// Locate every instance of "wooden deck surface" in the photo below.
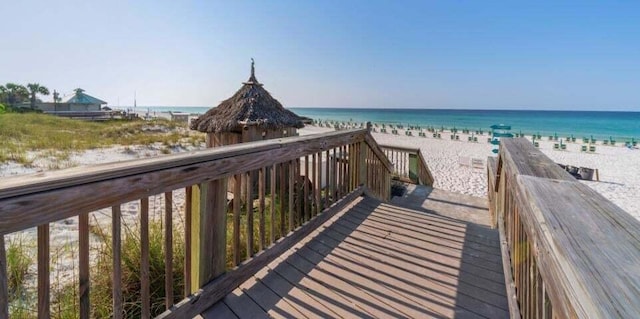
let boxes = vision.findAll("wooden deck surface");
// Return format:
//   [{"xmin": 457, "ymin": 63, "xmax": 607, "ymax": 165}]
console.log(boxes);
[{"xmin": 200, "ymin": 190, "xmax": 508, "ymax": 319}]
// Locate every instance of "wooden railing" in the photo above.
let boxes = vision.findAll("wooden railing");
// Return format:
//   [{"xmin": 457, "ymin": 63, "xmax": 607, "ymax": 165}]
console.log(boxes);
[
  {"xmin": 489, "ymin": 138, "xmax": 640, "ymax": 319},
  {"xmin": 379, "ymin": 144, "xmax": 434, "ymax": 186},
  {"xmin": 0, "ymin": 129, "xmax": 392, "ymax": 318}
]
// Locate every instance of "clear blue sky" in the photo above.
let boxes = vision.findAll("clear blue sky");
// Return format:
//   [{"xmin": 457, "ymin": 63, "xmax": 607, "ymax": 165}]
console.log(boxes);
[{"xmin": 2, "ymin": 0, "xmax": 639, "ymax": 110}]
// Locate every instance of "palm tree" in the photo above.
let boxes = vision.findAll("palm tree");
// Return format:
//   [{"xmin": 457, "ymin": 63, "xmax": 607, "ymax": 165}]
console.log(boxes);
[
  {"xmin": 27, "ymin": 83, "xmax": 50, "ymax": 109},
  {"xmin": 4, "ymin": 83, "xmax": 29, "ymax": 107},
  {"xmin": 0, "ymin": 85, "xmax": 7, "ymax": 104}
]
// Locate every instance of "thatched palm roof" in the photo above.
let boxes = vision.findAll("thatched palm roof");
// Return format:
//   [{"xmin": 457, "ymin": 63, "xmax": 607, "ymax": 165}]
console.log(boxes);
[{"xmin": 191, "ymin": 61, "xmax": 304, "ymax": 133}]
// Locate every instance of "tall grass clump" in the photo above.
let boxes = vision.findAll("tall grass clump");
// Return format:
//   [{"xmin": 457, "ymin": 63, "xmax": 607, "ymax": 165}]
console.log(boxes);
[
  {"xmin": 89, "ymin": 218, "xmax": 185, "ymax": 318},
  {"xmin": 6, "ymin": 236, "xmax": 35, "ymax": 318}
]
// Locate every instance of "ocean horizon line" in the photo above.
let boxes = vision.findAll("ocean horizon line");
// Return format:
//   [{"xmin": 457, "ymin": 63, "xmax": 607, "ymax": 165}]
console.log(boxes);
[{"xmin": 120, "ymin": 105, "xmax": 640, "ymax": 113}]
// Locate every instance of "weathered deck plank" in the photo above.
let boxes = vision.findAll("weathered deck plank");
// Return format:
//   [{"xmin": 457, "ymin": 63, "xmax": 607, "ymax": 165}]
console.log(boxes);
[{"xmin": 202, "ymin": 193, "xmax": 508, "ymax": 319}]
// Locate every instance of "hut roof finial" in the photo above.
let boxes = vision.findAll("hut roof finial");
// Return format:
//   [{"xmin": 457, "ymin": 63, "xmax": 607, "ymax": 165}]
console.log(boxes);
[
  {"xmin": 244, "ymin": 58, "xmax": 262, "ymax": 86},
  {"xmin": 251, "ymin": 58, "xmax": 255, "ymax": 78}
]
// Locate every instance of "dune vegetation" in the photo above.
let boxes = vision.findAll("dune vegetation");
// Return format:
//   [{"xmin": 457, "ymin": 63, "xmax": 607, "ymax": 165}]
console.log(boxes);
[{"xmin": 0, "ymin": 113, "xmax": 205, "ymax": 165}]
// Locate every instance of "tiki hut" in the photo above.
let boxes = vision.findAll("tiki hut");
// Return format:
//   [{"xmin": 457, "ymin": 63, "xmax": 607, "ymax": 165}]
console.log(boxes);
[{"xmin": 190, "ymin": 60, "xmax": 305, "ymax": 147}]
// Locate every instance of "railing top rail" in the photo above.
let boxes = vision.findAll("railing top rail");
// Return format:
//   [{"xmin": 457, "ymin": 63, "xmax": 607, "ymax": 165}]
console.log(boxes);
[
  {"xmin": 516, "ymin": 175, "xmax": 640, "ymax": 318},
  {"xmin": 0, "ymin": 129, "xmax": 376, "ymax": 235},
  {"xmin": 0, "ymin": 129, "xmax": 368, "ymax": 200},
  {"xmin": 497, "ymin": 138, "xmax": 574, "ymax": 182},
  {"xmin": 378, "ymin": 144, "xmax": 420, "ymax": 153},
  {"xmin": 497, "ymin": 137, "xmax": 640, "ymax": 318}
]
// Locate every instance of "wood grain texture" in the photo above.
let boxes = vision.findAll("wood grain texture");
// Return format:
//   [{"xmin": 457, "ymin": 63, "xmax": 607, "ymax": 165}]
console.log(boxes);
[
  {"xmin": 496, "ymin": 138, "xmax": 573, "ymax": 188},
  {"xmin": 140, "ymin": 198, "xmax": 150, "ymax": 319},
  {"xmin": 184, "ymin": 186, "xmax": 192, "ymax": 296},
  {"xmin": 270, "ymin": 165, "xmax": 276, "ymax": 245},
  {"xmin": 288, "ymin": 161, "xmax": 294, "ymax": 233},
  {"xmin": 157, "ymin": 187, "xmax": 365, "ymax": 319},
  {"xmin": 233, "ymin": 175, "xmax": 241, "ymax": 266},
  {"xmin": 78, "ymin": 213, "xmax": 90, "ymax": 319},
  {"xmin": 0, "ymin": 236, "xmax": 7, "ymax": 319},
  {"xmin": 515, "ymin": 176, "xmax": 640, "ymax": 319},
  {"xmin": 112, "ymin": 206, "xmax": 122, "ymax": 319},
  {"xmin": 165, "ymin": 192, "xmax": 174, "ymax": 310},
  {"xmin": 202, "ymin": 194, "xmax": 509, "ymax": 319},
  {"xmin": 0, "ymin": 129, "xmax": 368, "ymax": 200},
  {"xmin": 0, "ymin": 130, "xmax": 368, "ymax": 235},
  {"xmin": 246, "ymin": 172, "xmax": 254, "ymax": 259},
  {"xmin": 259, "ymin": 167, "xmax": 266, "ymax": 251},
  {"xmin": 37, "ymin": 224, "xmax": 50, "ymax": 319},
  {"xmin": 489, "ymin": 139, "xmax": 640, "ymax": 319}
]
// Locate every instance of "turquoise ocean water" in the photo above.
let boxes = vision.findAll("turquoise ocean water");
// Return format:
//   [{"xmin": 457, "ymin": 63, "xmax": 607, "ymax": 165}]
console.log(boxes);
[{"xmin": 137, "ymin": 106, "xmax": 640, "ymax": 141}]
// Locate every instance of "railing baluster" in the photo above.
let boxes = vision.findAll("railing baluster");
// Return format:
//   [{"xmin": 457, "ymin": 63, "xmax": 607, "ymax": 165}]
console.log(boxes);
[
  {"xmin": 246, "ymin": 172, "xmax": 254, "ymax": 259},
  {"xmin": 304, "ymin": 155, "xmax": 310, "ymax": 222},
  {"xmin": 325, "ymin": 150, "xmax": 330, "ymax": 205},
  {"xmin": 279, "ymin": 162, "xmax": 285, "ymax": 238},
  {"xmin": 112, "ymin": 205, "xmax": 122, "ymax": 319},
  {"xmin": 289, "ymin": 160, "xmax": 295, "ymax": 232},
  {"xmin": 164, "ymin": 192, "xmax": 173, "ymax": 309},
  {"xmin": 316, "ymin": 152, "xmax": 322, "ymax": 215},
  {"xmin": 140, "ymin": 197, "xmax": 150, "ymax": 318},
  {"xmin": 270, "ymin": 164, "xmax": 276, "ymax": 244},
  {"xmin": 38, "ymin": 224, "xmax": 50, "ymax": 319},
  {"xmin": 334, "ymin": 147, "xmax": 339, "ymax": 200},
  {"xmin": 311, "ymin": 153, "xmax": 317, "ymax": 216},
  {"xmin": 79, "ymin": 213, "xmax": 90, "ymax": 319},
  {"xmin": 0, "ymin": 235, "xmax": 7, "ymax": 319},
  {"xmin": 184, "ymin": 186, "xmax": 192, "ymax": 296},
  {"xmin": 259, "ymin": 167, "xmax": 266, "ymax": 251},
  {"xmin": 295, "ymin": 158, "xmax": 302, "ymax": 226},
  {"xmin": 233, "ymin": 175, "xmax": 241, "ymax": 265}
]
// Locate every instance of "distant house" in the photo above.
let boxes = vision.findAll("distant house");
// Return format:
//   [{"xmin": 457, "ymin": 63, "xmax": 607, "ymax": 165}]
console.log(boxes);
[{"xmin": 37, "ymin": 88, "xmax": 107, "ymax": 112}]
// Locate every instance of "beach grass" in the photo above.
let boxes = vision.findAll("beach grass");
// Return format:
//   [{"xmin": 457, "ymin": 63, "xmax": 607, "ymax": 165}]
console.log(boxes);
[{"xmin": 0, "ymin": 113, "xmax": 205, "ymax": 164}]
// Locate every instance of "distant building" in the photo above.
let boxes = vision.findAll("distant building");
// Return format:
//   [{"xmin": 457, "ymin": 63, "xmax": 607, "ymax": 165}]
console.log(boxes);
[{"xmin": 37, "ymin": 88, "xmax": 107, "ymax": 112}]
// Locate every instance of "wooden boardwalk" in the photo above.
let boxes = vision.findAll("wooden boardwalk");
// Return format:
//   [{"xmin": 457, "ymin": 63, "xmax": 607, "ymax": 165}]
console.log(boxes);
[{"xmin": 200, "ymin": 191, "xmax": 508, "ymax": 319}]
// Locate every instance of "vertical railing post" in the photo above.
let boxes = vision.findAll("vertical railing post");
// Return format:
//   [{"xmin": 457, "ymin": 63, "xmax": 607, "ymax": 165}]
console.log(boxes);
[
  {"xmin": 0, "ymin": 235, "xmax": 8, "ymax": 319},
  {"xmin": 190, "ymin": 179, "xmax": 227, "ymax": 290},
  {"xmin": 190, "ymin": 134, "xmax": 228, "ymax": 291},
  {"xmin": 360, "ymin": 123, "xmax": 371, "ymax": 188}
]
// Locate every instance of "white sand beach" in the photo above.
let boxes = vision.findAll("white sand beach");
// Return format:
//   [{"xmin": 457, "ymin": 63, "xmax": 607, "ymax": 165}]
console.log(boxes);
[{"xmin": 301, "ymin": 125, "xmax": 640, "ymax": 220}]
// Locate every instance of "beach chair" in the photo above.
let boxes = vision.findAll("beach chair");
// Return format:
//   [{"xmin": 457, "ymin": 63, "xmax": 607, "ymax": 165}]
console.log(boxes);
[
  {"xmin": 610, "ymin": 139, "xmax": 616, "ymax": 146},
  {"xmin": 467, "ymin": 136, "xmax": 473, "ymax": 142},
  {"xmin": 450, "ymin": 134, "xmax": 455, "ymax": 140},
  {"xmin": 589, "ymin": 145, "xmax": 596, "ymax": 152},
  {"xmin": 582, "ymin": 137, "xmax": 589, "ymax": 143},
  {"xmin": 581, "ymin": 145, "xmax": 587, "ymax": 152},
  {"xmin": 455, "ymin": 135, "xmax": 459, "ymax": 140},
  {"xmin": 534, "ymin": 141, "xmax": 539, "ymax": 148},
  {"xmin": 473, "ymin": 137, "xmax": 478, "ymax": 142},
  {"xmin": 548, "ymin": 136, "xmax": 553, "ymax": 141},
  {"xmin": 437, "ymin": 133, "xmax": 441, "ymax": 138},
  {"xmin": 603, "ymin": 140, "xmax": 609, "ymax": 145},
  {"xmin": 561, "ymin": 144, "xmax": 567, "ymax": 150},
  {"xmin": 553, "ymin": 143, "xmax": 560, "ymax": 150}
]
